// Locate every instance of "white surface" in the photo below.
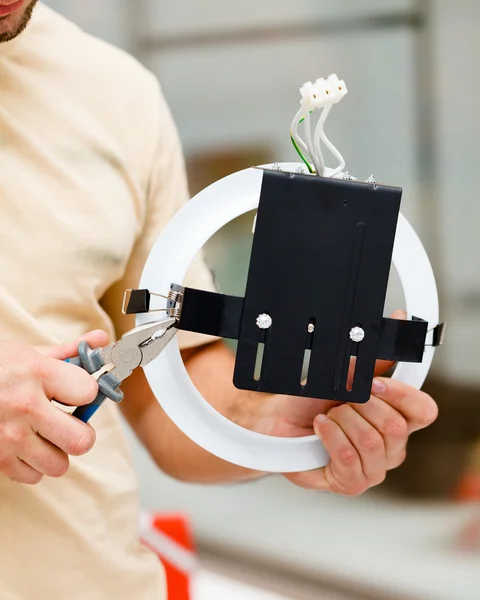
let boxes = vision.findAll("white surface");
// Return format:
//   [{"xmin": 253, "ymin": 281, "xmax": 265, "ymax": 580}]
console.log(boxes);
[
  {"xmin": 140, "ymin": 0, "xmax": 414, "ymax": 37},
  {"xmin": 42, "ymin": 0, "xmax": 130, "ymax": 48},
  {"xmin": 146, "ymin": 29, "xmax": 421, "ymax": 230},
  {"xmin": 194, "ymin": 571, "xmax": 292, "ymax": 600},
  {"xmin": 138, "ymin": 163, "xmax": 439, "ymax": 473},
  {"xmin": 123, "ymin": 425, "xmax": 480, "ymax": 600},
  {"xmin": 429, "ymin": 0, "xmax": 480, "ymax": 384}
]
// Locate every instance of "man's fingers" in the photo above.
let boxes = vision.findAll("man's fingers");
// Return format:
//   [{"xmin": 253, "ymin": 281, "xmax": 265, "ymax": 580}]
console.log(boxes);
[
  {"xmin": 36, "ymin": 330, "xmax": 109, "ymax": 360},
  {"xmin": 390, "ymin": 309, "xmax": 406, "ymax": 320},
  {"xmin": 351, "ymin": 396, "xmax": 408, "ymax": 470},
  {"xmin": 17, "ymin": 433, "xmax": 70, "ymax": 478},
  {"xmin": 326, "ymin": 404, "xmax": 387, "ymax": 482},
  {"xmin": 371, "ymin": 378, "xmax": 438, "ymax": 433},
  {"xmin": 289, "ymin": 414, "xmax": 374, "ymax": 495},
  {"xmin": 34, "ymin": 402, "xmax": 96, "ymax": 456},
  {"xmin": 284, "ymin": 467, "xmax": 330, "ymax": 491},
  {"xmin": 40, "ymin": 356, "xmax": 98, "ymax": 407},
  {"xmin": 2, "ymin": 458, "xmax": 43, "ymax": 485},
  {"xmin": 311, "ymin": 415, "xmax": 365, "ymax": 494}
]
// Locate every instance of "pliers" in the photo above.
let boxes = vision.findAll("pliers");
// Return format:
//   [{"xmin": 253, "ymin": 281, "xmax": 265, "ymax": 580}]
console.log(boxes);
[{"xmin": 66, "ymin": 317, "xmax": 178, "ymax": 423}]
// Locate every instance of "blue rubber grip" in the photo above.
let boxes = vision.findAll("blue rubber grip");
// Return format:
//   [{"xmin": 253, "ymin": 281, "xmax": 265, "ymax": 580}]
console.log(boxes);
[
  {"xmin": 72, "ymin": 401, "xmax": 104, "ymax": 423},
  {"xmin": 64, "ymin": 357, "xmax": 82, "ymax": 367},
  {"xmin": 63, "ymin": 351, "xmax": 122, "ymax": 423},
  {"xmin": 64, "ymin": 357, "xmax": 103, "ymax": 423}
]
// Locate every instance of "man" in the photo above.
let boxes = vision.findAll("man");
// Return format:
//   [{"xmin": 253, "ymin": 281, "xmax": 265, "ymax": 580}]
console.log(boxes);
[{"xmin": 0, "ymin": 2, "xmax": 438, "ymax": 598}]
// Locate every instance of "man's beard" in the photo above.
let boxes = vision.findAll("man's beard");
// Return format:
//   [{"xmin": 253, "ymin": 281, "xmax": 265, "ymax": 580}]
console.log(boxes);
[{"xmin": 0, "ymin": 0, "xmax": 38, "ymax": 43}]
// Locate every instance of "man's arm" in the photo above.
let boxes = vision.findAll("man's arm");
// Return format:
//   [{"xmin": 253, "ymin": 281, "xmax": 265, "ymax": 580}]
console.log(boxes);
[
  {"xmin": 120, "ymin": 335, "xmax": 439, "ymax": 495},
  {"xmin": 120, "ymin": 340, "xmax": 266, "ymax": 484}
]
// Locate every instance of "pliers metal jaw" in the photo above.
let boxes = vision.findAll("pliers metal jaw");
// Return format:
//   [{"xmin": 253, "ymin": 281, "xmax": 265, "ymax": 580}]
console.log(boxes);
[{"xmin": 69, "ymin": 318, "xmax": 178, "ymax": 423}]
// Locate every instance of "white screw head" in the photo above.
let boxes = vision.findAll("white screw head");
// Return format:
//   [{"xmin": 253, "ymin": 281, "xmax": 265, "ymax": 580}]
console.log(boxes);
[
  {"xmin": 256, "ymin": 314, "xmax": 272, "ymax": 330},
  {"xmin": 308, "ymin": 324, "xmax": 315, "ymax": 334},
  {"xmin": 350, "ymin": 326, "xmax": 365, "ymax": 343}
]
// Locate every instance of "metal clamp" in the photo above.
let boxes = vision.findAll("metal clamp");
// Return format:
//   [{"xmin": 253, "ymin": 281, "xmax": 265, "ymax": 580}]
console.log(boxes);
[{"xmin": 122, "ymin": 288, "xmax": 183, "ymax": 319}]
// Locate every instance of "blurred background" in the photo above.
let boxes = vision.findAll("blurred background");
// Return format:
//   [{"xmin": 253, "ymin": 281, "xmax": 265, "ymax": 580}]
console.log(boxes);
[{"xmin": 44, "ymin": 1, "xmax": 480, "ymax": 598}]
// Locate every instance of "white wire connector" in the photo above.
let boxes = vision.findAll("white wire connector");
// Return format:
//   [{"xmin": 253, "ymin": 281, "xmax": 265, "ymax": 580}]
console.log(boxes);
[
  {"xmin": 299, "ymin": 74, "xmax": 347, "ymax": 111},
  {"xmin": 293, "ymin": 73, "xmax": 348, "ymax": 176},
  {"xmin": 320, "ymin": 74, "xmax": 348, "ymax": 105},
  {"xmin": 299, "ymin": 81, "xmax": 318, "ymax": 111}
]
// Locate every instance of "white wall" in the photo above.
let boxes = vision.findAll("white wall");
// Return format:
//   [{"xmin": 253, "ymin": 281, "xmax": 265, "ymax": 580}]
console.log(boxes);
[
  {"xmin": 429, "ymin": 0, "xmax": 480, "ymax": 384},
  {"xmin": 140, "ymin": 0, "xmax": 414, "ymax": 35},
  {"xmin": 141, "ymin": 1, "xmax": 422, "ymax": 229},
  {"xmin": 41, "ymin": 0, "xmax": 131, "ymax": 49}
]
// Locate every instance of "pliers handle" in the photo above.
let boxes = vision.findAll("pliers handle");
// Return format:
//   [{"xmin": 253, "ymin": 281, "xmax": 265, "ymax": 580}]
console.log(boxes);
[
  {"xmin": 63, "ymin": 318, "xmax": 178, "ymax": 423},
  {"xmin": 65, "ymin": 342, "xmax": 123, "ymax": 423}
]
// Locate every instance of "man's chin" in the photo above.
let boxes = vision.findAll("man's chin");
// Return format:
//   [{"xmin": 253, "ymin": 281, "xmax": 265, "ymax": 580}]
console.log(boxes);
[{"xmin": 0, "ymin": 0, "xmax": 37, "ymax": 44}]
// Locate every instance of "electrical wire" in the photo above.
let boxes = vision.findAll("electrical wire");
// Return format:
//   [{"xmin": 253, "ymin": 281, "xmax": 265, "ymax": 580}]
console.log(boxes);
[
  {"xmin": 312, "ymin": 103, "xmax": 347, "ymax": 177},
  {"xmin": 291, "ymin": 107, "xmax": 308, "ymax": 155},
  {"xmin": 290, "ymin": 134, "xmax": 315, "ymax": 173},
  {"xmin": 319, "ymin": 120, "xmax": 345, "ymax": 177},
  {"xmin": 313, "ymin": 105, "xmax": 330, "ymax": 177},
  {"xmin": 289, "ymin": 75, "xmax": 352, "ymax": 178},
  {"xmin": 290, "ymin": 89, "xmax": 346, "ymax": 178},
  {"xmin": 290, "ymin": 107, "xmax": 315, "ymax": 173},
  {"xmin": 304, "ymin": 111, "xmax": 324, "ymax": 176}
]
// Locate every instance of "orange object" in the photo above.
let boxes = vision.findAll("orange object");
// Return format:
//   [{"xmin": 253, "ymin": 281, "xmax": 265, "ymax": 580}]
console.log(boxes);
[
  {"xmin": 141, "ymin": 513, "xmax": 196, "ymax": 600},
  {"xmin": 452, "ymin": 442, "xmax": 480, "ymax": 552},
  {"xmin": 454, "ymin": 442, "xmax": 480, "ymax": 502},
  {"xmin": 454, "ymin": 473, "xmax": 480, "ymax": 502}
]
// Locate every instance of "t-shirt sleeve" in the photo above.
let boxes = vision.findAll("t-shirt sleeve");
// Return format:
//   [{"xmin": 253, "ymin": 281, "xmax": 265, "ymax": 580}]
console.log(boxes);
[{"xmin": 101, "ymin": 78, "xmax": 217, "ymax": 350}]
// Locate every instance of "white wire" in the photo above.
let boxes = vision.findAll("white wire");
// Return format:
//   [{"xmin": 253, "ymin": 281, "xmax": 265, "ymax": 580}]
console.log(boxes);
[
  {"xmin": 291, "ymin": 106, "xmax": 309, "ymax": 155},
  {"xmin": 313, "ymin": 105, "xmax": 330, "ymax": 176},
  {"xmin": 310, "ymin": 102, "xmax": 346, "ymax": 178},
  {"xmin": 304, "ymin": 111, "xmax": 323, "ymax": 176},
  {"xmin": 320, "ymin": 125, "xmax": 346, "ymax": 177},
  {"xmin": 291, "ymin": 98, "xmax": 346, "ymax": 177}
]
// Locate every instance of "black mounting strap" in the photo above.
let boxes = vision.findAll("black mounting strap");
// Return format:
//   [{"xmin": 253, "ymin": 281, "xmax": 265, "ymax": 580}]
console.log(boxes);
[
  {"xmin": 123, "ymin": 289, "xmax": 152, "ymax": 314},
  {"xmin": 170, "ymin": 288, "xmax": 442, "ymax": 362},
  {"xmin": 124, "ymin": 284, "xmax": 442, "ymax": 368}
]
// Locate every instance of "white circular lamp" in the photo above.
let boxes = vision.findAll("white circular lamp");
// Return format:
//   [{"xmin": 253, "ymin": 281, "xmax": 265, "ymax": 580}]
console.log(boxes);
[{"xmin": 137, "ymin": 163, "xmax": 439, "ymax": 473}]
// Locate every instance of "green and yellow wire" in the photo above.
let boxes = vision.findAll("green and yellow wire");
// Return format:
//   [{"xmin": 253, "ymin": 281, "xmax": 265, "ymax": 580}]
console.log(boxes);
[
  {"xmin": 290, "ymin": 133, "xmax": 315, "ymax": 173},
  {"xmin": 290, "ymin": 110, "xmax": 315, "ymax": 174}
]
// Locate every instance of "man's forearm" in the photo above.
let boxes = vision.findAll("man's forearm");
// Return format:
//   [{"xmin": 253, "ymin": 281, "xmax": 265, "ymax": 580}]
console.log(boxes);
[{"xmin": 120, "ymin": 341, "xmax": 268, "ymax": 484}]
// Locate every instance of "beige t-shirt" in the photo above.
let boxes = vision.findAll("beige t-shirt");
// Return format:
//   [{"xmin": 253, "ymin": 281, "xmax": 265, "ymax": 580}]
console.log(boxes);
[{"xmin": 0, "ymin": 4, "xmax": 215, "ymax": 599}]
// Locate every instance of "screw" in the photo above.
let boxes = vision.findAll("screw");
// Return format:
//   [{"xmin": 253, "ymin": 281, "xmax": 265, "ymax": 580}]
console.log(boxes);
[
  {"xmin": 350, "ymin": 327, "xmax": 365, "ymax": 343},
  {"xmin": 256, "ymin": 314, "xmax": 272, "ymax": 330}
]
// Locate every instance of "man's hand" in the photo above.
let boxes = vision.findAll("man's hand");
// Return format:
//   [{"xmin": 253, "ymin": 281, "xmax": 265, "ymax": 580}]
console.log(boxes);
[
  {"xmin": 271, "ymin": 370, "xmax": 438, "ymax": 496},
  {"xmin": 261, "ymin": 312, "xmax": 439, "ymax": 495},
  {"xmin": 122, "ymin": 310, "xmax": 438, "ymax": 493},
  {"xmin": 0, "ymin": 330, "xmax": 109, "ymax": 484}
]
